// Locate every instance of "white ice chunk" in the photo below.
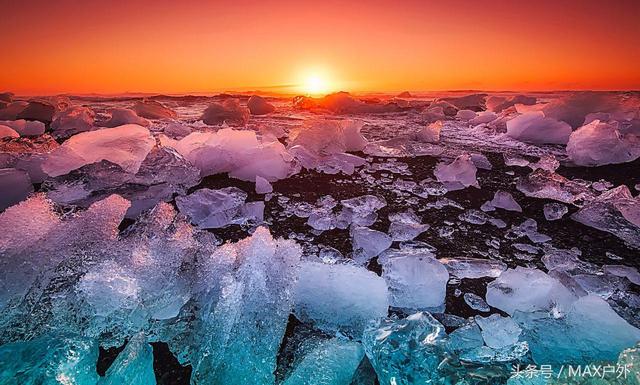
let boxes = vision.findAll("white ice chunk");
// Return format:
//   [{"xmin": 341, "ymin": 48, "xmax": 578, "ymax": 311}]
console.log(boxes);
[
  {"xmin": 388, "ymin": 210, "xmax": 429, "ymax": 241},
  {"xmin": 294, "ymin": 261, "xmax": 389, "ymax": 335},
  {"xmin": 475, "ymin": 314, "xmax": 522, "ymax": 349},
  {"xmin": 415, "ymin": 121, "xmax": 441, "ymax": 143},
  {"xmin": 456, "ymin": 109, "xmax": 477, "ymax": 121},
  {"xmin": 132, "ymin": 100, "xmax": 177, "ymax": 119},
  {"xmin": 200, "ymin": 99, "xmax": 249, "ymax": 126},
  {"xmin": 247, "ymin": 95, "xmax": 276, "ymax": 115},
  {"xmin": 483, "ymin": 191, "xmax": 522, "ymax": 212},
  {"xmin": 571, "ymin": 185, "xmax": 640, "ymax": 247},
  {"xmin": 255, "ymin": 175, "xmax": 273, "ymax": 194},
  {"xmin": 168, "ymin": 128, "xmax": 294, "ymax": 181},
  {"xmin": 382, "ymin": 252, "xmax": 449, "ymax": 310},
  {"xmin": 0, "ymin": 119, "xmax": 45, "ymax": 136},
  {"xmin": 567, "ymin": 120, "xmax": 640, "ymax": 166},
  {"xmin": 433, "ymin": 153, "xmax": 479, "ymax": 189},
  {"xmin": 506, "ymin": 112, "xmax": 572, "ymax": 145},
  {"xmin": 440, "ymin": 257, "xmax": 507, "ymax": 279},
  {"xmin": 43, "ymin": 124, "xmax": 155, "ymax": 177},
  {"xmin": 175, "ymin": 187, "xmax": 263, "ymax": 229},
  {"xmin": 486, "ymin": 267, "xmax": 577, "ymax": 315},
  {"xmin": 288, "ymin": 119, "xmax": 367, "ymax": 155},
  {"xmin": 469, "ymin": 111, "xmax": 498, "ymax": 125},
  {"xmin": 351, "ymin": 226, "xmax": 392, "ymax": 260},
  {"xmin": 103, "ymin": 108, "xmax": 150, "ymax": 127},
  {"xmin": 50, "ymin": 106, "xmax": 95, "ymax": 138}
]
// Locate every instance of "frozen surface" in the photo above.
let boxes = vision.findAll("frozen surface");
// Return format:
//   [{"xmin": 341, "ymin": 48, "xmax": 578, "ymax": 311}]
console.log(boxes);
[{"xmin": 1, "ymin": 91, "xmax": 640, "ymax": 384}]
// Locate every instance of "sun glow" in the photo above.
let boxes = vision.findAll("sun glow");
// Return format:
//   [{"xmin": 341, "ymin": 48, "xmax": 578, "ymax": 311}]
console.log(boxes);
[{"xmin": 299, "ymin": 71, "xmax": 333, "ymax": 96}]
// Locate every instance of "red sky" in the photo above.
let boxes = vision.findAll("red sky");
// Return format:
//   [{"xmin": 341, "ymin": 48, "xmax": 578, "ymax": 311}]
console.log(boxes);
[{"xmin": 1, "ymin": 0, "xmax": 639, "ymax": 95}]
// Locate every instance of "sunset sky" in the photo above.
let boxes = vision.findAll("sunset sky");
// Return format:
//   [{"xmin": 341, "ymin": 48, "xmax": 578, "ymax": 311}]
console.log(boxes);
[{"xmin": 1, "ymin": 0, "xmax": 639, "ymax": 95}]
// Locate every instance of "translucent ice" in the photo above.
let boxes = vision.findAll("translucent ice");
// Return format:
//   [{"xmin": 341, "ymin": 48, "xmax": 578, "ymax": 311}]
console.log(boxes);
[
  {"xmin": 50, "ymin": 106, "xmax": 95, "ymax": 138},
  {"xmin": 543, "ymin": 202, "xmax": 568, "ymax": 221},
  {"xmin": 43, "ymin": 124, "xmax": 155, "ymax": 177},
  {"xmin": 433, "ymin": 153, "xmax": 479, "ymax": 189},
  {"xmin": 388, "ymin": 210, "xmax": 429, "ymax": 241},
  {"xmin": 288, "ymin": 119, "xmax": 367, "ymax": 155},
  {"xmin": 439, "ymin": 257, "xmax": 507, "ymax": 279},
  {"xmin": 516, "ymin": 170, "xmax": 593, "ymax": 204},
  {"xmin": 567, "ymin": 120, "xmax": 640, "ymax": 166},
  {"xmin": 100, "ymin": 333, "xmax": 156, "ymax": 385},
  {"xmin": 103, "ymin": 108, "xmax": 150, "ymax": 127},
  {"xmin": 0, "ymin": 168, "xmax": 32, "ymax": 210},
  {"xmin": 281, "ymin": 339, "xmax": 364, "ymax": 385},
  {"xmin": 200, "ymin": 99, "xmax": 249, "ymax": 126},
  {"xmin": 341, "ymin": 195, "xmax": 386, "ymax": 227},
  {"xmin": 382, "ymin": 252, "xmax": 449, "ymax": 310},
  {"xmin": 167, "ymin": 128, "xmax": 294, "ymax": 181},
  {"xmin": 506, "ymin": 112, "xmax": 572, "ymax": 145},
  {"xmin": 0, "ymin": 119, "xmax": 45, "ymax": 136},
  {"xmin": 475, "ymin": 314, "xmax": 522, "ymax": 349},
  {"xmin": 191, "ymin": 227, "xmax": 301, "ymax": 384},
  {"xmin": 176, "ymin": 187, "xmax": 263, "ymax": 229},
  {"xmin": 247, "ymin": 95, "xmax": 276, "ymax": 115},
  {"xmin": 415, "ymin": 121, "xmax": 441, "ymax": 143},
  {"xmin": 515, "ymin": 294, "xmax": 640, "ymax": 364},
  {"xmin": 464, "ymin": 293, "xmax": 490, "ymax": 312},
  {"xmin": 0, "ymin": 124, "xmax": 19, "ymax": 138},
  {"xmin": 363, "ymin": 312, "xmax": 449, "ymax": 385},
  {"xmin": 486, "ymin": 267, "xmax": 577, "ymax": 315},
  {"xmin": 0, "ymin": 332, "xmax": 99, "ymax": 385},
  {"xmin": 255, "ymin": 175, "xmax": 273, "ymax": 194},
  {"xmin": 604, "ymin": 265, "xmax": 640, "ymax": 285},
  {"xmin": 351, "ymin": 226, "xmax": 393, "ymax": 260},
  {"xmin": 482, "ymin": 190, "xmax": 523, "ymax": 212},
  {"xmin": 571, "ymin": 185, "xmax": 640, "ymax": 247},
  {"xmin": 132, "ymin": 100, "xmax": 177, "ymax": 119},
  {"xmin": 294, "ymin": 261, "xmax": 389, "ymax": 336}
]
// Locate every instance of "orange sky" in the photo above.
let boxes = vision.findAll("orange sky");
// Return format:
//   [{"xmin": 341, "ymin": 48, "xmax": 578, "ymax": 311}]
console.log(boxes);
[{"xmin": 1, "ymin": 0, "xmax": 639, "ymax": 95}]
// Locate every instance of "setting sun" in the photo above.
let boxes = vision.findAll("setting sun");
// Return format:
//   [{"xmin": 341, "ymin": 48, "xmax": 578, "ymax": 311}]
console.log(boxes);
[{"xmin": 302, "ymin": 74, "xmax": 331, "ymax": 96}]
